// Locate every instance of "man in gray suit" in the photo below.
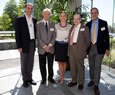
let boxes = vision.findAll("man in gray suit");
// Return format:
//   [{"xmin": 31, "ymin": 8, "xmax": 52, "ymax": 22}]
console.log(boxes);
[
  {"xmin": 36, "ymin": 8, "xmax": 56, "ymax": 84},
  {"xmin": 68, "ymin": 14, "xmax": 90, "ymax": 90}
]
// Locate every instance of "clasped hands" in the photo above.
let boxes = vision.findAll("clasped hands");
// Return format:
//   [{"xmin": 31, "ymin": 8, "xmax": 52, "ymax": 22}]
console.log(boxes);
[{"xmin": 44, "ymin": 44, "xmax": 51, "ymax": 53}]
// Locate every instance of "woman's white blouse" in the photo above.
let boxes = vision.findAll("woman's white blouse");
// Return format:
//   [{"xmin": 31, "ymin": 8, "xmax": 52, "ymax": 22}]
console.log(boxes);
[{"xmin": 55, "ymin": 23, "xmax": 72, "ymax": 42}]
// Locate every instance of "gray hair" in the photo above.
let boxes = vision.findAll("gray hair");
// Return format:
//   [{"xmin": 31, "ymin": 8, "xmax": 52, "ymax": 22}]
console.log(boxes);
[{"xmin": 43, "ymin": 8, "xmax": 51, "ymax": 14}]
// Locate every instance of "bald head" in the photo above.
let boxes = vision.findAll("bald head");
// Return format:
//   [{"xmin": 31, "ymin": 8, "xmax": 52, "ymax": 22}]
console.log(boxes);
[{"xmin": 73, "ymin": 14, "xmax": 81, "ymax": 26}]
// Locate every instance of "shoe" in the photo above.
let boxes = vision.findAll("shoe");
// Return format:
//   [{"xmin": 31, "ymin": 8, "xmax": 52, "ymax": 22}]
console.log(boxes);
[
  {"xmin": 48, "ymin": 79, "xmax": 56, "ymax": 84},
  {"xmin": 88, "ymin": 81, "xmax": 94, "ymax": 87},
  {"xmin": 68, "ymin": 82, "xmax": 77, "ymax": 87},
  {"xmin": 41, "ymin": 80, "xmax": 46, "ymax": 85},
  {"xmin": 28, "ymin": 80, "xmax": 37, "ymax": 85},
  {"xmin": 23, "ymin": 81, "xmax": 29, "ymax": 88},
  {"xmin": 94, "ymin": 86, "xmax": 100, "ymax": 95},
  {"xmin": 78, "ymin": 84, "xmax": 83, "ymax": 90}
]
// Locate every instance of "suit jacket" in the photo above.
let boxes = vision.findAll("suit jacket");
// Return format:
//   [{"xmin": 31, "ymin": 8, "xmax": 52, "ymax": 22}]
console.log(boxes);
[
  {"xmin": 68, "ymin": 24, "xmax": 90, "ymax": 60},
  {"xmin": 15, "ymin": 15, "xmax": 37, "ymax": 53},
  {"xmin": 86, "ymin": 19, "xmax": 110, "ymax": 54},
  {"xmin": 36, "ymin": 20, "xmax": 56, "ymax": 54}
]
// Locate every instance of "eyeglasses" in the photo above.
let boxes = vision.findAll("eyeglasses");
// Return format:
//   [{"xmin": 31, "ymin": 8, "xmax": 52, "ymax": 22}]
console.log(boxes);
[{"xmin": 91, "ymin": 12, "xmax": 98, "ymax": 14}]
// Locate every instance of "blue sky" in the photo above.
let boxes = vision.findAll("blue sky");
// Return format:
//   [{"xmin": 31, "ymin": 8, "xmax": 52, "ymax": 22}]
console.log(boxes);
[{"xmin": 0, "ymin": 0, "xmax": 114, "ymax": 26}]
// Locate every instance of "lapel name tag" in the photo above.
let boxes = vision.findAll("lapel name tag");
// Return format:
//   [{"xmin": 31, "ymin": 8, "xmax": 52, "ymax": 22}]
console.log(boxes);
[
  {"xmin": 101, "ymin": 27, "xmax": 105, "ymax": 31},
  {"xmin": 80, "ymin": 28, "xmax": 85, "ymax": 31},
  {"xmin": 50, "ymin": 28, "xmax": 54, "ymax": 31}
]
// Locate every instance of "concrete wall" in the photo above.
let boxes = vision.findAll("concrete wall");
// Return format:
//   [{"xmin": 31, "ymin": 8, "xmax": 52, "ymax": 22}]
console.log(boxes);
[{"xmin": 0, "ymin": 40, "xmax": 16, "ymax": 50}]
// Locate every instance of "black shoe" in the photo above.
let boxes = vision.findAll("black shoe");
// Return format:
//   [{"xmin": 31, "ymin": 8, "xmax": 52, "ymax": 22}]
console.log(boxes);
[
  {"xmin": 48, "ymin": 79, "xmax": 56, "ymax": 84},
  {"xmin": 28, "ymin": 80, "xmax": 36, "ymax": 85},
  {"xmin": 88, "ymin": 81, "xmax": 94, "ymax": 87},
  {"xmin": 94, "ymin": 86, "xmax": 100, "ymax": 95},
  {"xmin": 68, "ymin": 82, "xmax": 77, "ymax": 87},
  {"xmin": 23, "ymin": 81, "xmax": 29, "ymax": 88},
  {"xmin": 41, "ymin": 80, "xmax": 46, "ymax": 85},
  {"xmin": 78, "ymin": 84, "xmax": 83, "ymax": 90}
]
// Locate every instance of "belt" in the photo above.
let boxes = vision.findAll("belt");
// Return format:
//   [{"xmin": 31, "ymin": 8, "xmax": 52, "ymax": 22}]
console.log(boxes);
[
  {"xmin": 91, "ymin": 43, "xmax": 97, "ymax": 46},
  {"xmin": 30, "ymin": 39, "xmax": 35, "ymax": 41},
  {"xmin": 72, "ymin": 43, "xmax": 77, "ymax": 45}
]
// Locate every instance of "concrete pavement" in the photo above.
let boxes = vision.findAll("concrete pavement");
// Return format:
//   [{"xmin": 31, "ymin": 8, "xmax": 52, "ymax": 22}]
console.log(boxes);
[{"xmin": 0, "ymin": 50, "xmax": 115, "ymax": 95}]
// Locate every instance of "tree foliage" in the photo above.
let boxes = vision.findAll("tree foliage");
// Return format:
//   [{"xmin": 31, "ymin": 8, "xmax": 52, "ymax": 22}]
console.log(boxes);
[
  {"xmin": 0, "ymin": 14, "xmax": 12, "ymax": 31},
  {"xmin": 1, "ymin": 0, "xmax": 25, "ymax": 31},
  {"xmin": 34, "ymin": 0, "xmax": 89, "ymax": 25}
]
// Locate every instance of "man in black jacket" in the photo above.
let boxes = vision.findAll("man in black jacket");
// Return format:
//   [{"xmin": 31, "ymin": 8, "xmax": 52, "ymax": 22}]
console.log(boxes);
[
  {"xmin": 15, "ymin": 3, "xmax": 37, "ymax": 88},
  {"xmin": 86, "ymin": 8, "xmax": 110, "ymax": 95}
]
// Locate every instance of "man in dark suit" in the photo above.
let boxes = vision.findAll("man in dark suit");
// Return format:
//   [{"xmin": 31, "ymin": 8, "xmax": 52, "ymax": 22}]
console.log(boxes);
[
  {"xmin": 68, "ymin": 14, "xmax": 90, "ymax": 90},
  {"xmin": 15, "ymin": 3, "xmax": 37, "ymax": 88},
  {"xmin": 86, "ymin": 8, "xmax": 110, "ymax": 95},
  {"xmin": 36, "ymin": 8, "xmax": 56, "ymax": 85}
]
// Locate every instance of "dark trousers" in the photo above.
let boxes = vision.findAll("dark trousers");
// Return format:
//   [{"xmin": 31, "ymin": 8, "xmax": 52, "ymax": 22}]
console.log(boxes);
[
  {"xmin": 39, "ymin": 53, "xmax": 54, "ymax": 81},
  {"xmin": 20, "ymin": 41, "xmax": 35, "ymax": 82}
]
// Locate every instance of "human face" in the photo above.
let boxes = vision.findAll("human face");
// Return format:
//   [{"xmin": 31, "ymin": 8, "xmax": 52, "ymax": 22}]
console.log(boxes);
[
  {"xmin": 91, "ymin": 9, "xmax": 99, "ymax": 21},
  {"xmin": 59, "ymin": 13, "xmax": 67, "ymax": 22},
  {"xmin": 43, "ymin": 11, "xmax": 50, "ymax": 21},
  {"xmin": 25, "ymin": 4, "xmax": 33, "ymax": 16},
  {"xmin": 73, "ymin": 15, "xmax": 81, "ymax": 26}
]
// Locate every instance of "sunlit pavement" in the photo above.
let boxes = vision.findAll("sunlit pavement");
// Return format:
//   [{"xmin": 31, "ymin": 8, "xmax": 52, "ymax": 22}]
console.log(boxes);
[{"xmin": 0, "ymin": 50, "xmax": 115, "ymax": 95}]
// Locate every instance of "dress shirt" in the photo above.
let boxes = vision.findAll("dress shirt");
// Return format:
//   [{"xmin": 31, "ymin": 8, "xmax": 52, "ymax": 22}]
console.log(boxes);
[
  {"xmin": 71, "ymin": 23, "xmax": 81, "ymax": 43},
  {"xmin": 25, "ymin": 14, "xmax": 35, "ymax": 40},
  {"xmin": 43, "ymin": 19, "xmax": 49, "ymax": 26}
]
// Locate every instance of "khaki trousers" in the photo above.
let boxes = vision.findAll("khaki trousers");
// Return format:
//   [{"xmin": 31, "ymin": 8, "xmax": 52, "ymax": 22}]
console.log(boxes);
[{"xmin": 69, "ymin": 44, "xmax": 85, "ymax": 84}]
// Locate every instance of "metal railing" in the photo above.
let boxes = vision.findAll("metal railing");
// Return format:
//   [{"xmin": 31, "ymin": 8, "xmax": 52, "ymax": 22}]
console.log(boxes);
[{"xmin": 0, "ymin": 31, "xmax": 15, "ymax": 38}]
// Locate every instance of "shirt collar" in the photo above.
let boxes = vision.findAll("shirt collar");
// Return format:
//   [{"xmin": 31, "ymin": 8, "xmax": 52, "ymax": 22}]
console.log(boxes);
[
  {"xmin": 25, "ymin": 14, "xmax": 32, "ymax": 20},
  {"xmin": 43, "ymin": 19, "xmax": 48, "ymax": 24},
  {"xmin": 75, "ymin": 23, "xmax": 81, "ymax": 28},
  {"xmin": 92, "ymin": 18, "xmax": 99, "ymax": 24}
]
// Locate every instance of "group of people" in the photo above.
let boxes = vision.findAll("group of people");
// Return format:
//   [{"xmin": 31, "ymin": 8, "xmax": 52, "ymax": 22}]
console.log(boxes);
[{"xmin": 15, "ymin": 3, "xmax": 110, "ymax": 95}]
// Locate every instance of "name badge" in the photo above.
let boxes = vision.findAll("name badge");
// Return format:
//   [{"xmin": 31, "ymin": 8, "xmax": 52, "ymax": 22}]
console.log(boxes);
[
  {"xmin": 101, "ymin": 27, "xmax": 106, "ymax": 31},
  {"xmin": 80, "ymin": 28, "xmax": 85, "ymax": 31},
  {"xmin": 50, "ymin": 28, "xmax": 54, "ymax": 31}
]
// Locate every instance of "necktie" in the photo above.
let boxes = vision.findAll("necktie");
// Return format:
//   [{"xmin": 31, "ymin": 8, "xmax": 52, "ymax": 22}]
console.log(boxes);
[
  {"xmin": 45, "ymin": 22, "xmax": 48, "ymax": 32},
  {"xmin": 92, "ymin": 22, "xmax": 96, "ymax": 44},
  {"xmin": 70, "ymin": 27, "xmax": 76, "ymax": 46}
]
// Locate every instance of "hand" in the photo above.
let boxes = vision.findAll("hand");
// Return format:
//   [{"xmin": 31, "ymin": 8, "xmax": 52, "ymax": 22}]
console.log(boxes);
[
  {"xmin": 47, "ymin": 44, "xmax": 51, "ymax": 52},
  {"xmin": 105, "ymin": 50, "xmax": 110, "ymax": 56},
  {"xmin": 44, "ymin": 46, "xmax": 50, "ymax": 52},
  {"xmin": 18, "ymin": 48, "xmax": 22, "ymax": 53}
]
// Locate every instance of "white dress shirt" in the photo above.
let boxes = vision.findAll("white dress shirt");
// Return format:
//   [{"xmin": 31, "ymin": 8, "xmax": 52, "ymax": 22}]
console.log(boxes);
[
  {"xmin": 43, "ymin": 19, "xmax": 48, "ymax": 26},
  {"xmin": 71, "ymin": 23, "xmax": 81, "ymax": 43},
  {"xmin": 25, "ymin": 15, "xmax": 35, "ymax": 40}
]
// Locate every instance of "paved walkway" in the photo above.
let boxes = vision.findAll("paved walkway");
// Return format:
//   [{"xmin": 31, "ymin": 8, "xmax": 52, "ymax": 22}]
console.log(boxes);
[{"xmin": 0, "ymin": 50, "xmax": 115, "ymax": 95}]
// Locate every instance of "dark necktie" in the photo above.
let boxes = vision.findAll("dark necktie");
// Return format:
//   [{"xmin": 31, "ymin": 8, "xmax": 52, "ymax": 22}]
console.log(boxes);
[{"xmin": 45, "ymin": 22, "xmax": 48, "ymax": 32}]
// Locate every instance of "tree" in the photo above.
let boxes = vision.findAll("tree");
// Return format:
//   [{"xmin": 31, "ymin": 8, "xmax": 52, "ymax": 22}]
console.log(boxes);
[
  {"xmin": 0, "ymin": 14, "xmax": 12, "ymax": 31},
  {"xmin": 3, "ymin": 0, "xmax": 18, "ymax": 30},
  {"xmin": 3, "ymin": 0, "xmax": 25, "ymax": 30},
  {"xmin": 17, "ymin": 0, "xmax": 25, "ymax": 16}
]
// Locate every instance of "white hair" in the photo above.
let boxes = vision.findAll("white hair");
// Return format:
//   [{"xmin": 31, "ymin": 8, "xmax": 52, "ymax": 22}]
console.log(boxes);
[{"xmin": 43, "ymin": 8, "xmax": 51, "ymax": 14}]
